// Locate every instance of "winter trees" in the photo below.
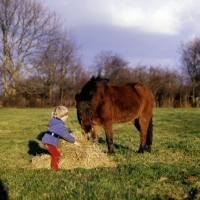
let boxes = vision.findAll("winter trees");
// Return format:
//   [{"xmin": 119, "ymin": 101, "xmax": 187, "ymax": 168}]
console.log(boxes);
[
  {"xmin": 180, "ymin": 37, "xmax": 200, "ymax": 106},
  {"xmin": 0, "ymin": 0, "xmax": 83, "ymax": 106}
]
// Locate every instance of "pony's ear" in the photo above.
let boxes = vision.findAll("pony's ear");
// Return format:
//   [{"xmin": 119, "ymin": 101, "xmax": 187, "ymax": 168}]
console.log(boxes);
[{"xmin": 75, "ymin": 93, "xmax": 79, "ymax": 101}]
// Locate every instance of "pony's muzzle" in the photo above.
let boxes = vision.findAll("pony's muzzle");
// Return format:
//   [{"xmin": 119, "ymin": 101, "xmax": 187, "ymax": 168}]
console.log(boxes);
[
  {"xmin": 81, "ymin": 118, "xmax": 92, "ymax": 133},
  {"xmin": 83, "ymin": 125, "xmax": 92, "ymax": 133}
]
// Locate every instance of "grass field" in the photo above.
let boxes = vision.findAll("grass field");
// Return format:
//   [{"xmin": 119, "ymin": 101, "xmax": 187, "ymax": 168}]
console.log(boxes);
[{"xmin": 0, "ymin": 107, "xmax": 200, "ymax": 200}]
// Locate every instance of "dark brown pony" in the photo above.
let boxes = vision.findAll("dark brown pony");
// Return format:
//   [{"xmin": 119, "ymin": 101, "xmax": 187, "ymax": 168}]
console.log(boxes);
[{"xmin": 75, "ymin": 76, "xmax": 154, "ymax": 154}]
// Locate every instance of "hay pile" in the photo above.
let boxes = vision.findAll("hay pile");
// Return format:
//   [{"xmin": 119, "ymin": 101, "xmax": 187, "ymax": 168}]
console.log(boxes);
[{"xmin": 31, "ymin": 130, "xmax": 117, "ymax": 170}]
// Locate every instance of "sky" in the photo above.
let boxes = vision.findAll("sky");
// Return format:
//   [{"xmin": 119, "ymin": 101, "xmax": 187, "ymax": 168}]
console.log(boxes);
[{"xmin": 44, "ymin": 0, "xmax": 200, "ymax": 70}]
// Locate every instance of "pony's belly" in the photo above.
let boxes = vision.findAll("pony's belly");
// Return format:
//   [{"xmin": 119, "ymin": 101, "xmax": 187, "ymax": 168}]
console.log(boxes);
[{"xmin": 113, "ymin": 116, "xmax": 135, "ymax": 123}]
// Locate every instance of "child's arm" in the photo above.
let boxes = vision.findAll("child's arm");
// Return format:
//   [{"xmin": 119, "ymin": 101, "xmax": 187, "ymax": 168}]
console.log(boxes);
[{"xmin": 56, "ymin": 125, "xmax": 75, "ymax": 143}]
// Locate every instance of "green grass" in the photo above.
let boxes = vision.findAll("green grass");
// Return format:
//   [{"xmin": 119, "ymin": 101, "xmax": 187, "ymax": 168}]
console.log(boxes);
[{"xmin": 0, "ymin": 107, "xmax": 200, "ymax": 199}]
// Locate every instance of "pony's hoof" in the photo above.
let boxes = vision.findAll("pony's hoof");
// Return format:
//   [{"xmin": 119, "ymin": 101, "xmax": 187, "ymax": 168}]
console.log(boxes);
[
  {"xmin": 137, "ymin": 149, "xmax": 144, "ymax": 153},
  {"xmin": 144, "ymin": 145, "xmax": 151, "ymax": 153},
  {"xmin": 108, "ymin": 151, "xmax": 115, "ymax": 155}
]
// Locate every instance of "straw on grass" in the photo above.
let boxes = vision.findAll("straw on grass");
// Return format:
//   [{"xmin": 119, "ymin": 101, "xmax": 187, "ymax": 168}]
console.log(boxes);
[{"xmin": 31, "ymin": 130, "xmax": 117, "ymax": 170}]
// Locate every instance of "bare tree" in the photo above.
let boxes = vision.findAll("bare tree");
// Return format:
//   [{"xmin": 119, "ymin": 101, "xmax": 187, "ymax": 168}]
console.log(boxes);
[
  {"xmin": 16, "ymin": 29, "xmax": 85, "ymax": 106},
  {"xmin": 37, "ymin": 29, "xmax": 83, "ymax": 105},
  {"xmin": 92, "ymin": 51, "xmax": 128, "ymax": 83},
  {"xmin": 129, "ymin": 65, "xmax": 149, "ymax": 84},
  {"xmin": 0, "ymin": 0, "xmax": 60, "ymax": 104},
  {"xmin": 180, "ymin": 37, "xmax": 200, "ymax": 106}
]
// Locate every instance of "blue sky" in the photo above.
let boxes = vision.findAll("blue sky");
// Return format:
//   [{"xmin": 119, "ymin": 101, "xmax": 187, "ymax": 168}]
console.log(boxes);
[{"xmin": 45, "ymin": 0, "xmax": 200, "ymax": 70}]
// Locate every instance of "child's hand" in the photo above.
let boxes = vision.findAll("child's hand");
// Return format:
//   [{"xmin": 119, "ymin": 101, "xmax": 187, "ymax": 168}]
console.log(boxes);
[{"xmin": 74, "ymin": 141, "xmax": 80, "ymax": 146}]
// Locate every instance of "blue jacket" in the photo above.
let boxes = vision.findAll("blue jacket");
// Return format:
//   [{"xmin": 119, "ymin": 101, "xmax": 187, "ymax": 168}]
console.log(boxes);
[{"xmin": 42, "ymin": 118, "xmax": 75, "ymax": 147}]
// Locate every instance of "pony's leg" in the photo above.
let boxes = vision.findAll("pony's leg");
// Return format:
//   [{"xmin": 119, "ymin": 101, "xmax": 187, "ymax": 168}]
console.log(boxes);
[
  {"xmin": 91, "ymin": 124, "xmax": 100, "ymax": 143},
  {"xmin": 137, "ymin": 117, "xmax": 149, "ymax": 153},
  {"xmin": 102, "ymin": 121, "xmax": 114, "ymax": 154},
  {"xmin": 144, "ymin": 116, "xmax": 153, "ymax": 153},
  {"xmin": 134, "ymin": 118, "xmax": 140, "ymax": 132},
  {"xmin": 134, "ymin": 118, "xmax": 151, "ymax": 152}
]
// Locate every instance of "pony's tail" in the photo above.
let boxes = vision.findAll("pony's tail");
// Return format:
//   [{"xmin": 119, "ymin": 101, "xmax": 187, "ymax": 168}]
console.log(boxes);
[{"xmin": 146, "ymin": 116, "xmax": 153, "ymax": 148}]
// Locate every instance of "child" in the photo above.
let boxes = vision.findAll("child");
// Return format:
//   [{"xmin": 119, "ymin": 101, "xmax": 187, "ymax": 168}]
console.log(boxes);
[{"xmin": 42, "ymin": 106, "xmax": 79, "ymax": 170}]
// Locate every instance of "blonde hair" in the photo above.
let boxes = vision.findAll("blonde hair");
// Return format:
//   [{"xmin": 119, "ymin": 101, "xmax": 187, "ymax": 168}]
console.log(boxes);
[{"xmin": 51, "ymin": 106, "xmax": 68, "ymax": 118}]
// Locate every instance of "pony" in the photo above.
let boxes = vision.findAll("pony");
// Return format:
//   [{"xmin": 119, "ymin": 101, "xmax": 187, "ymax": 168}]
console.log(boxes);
[{"xmin": 75, "ymin": 76, "xmax": 154, "ymax": 154}]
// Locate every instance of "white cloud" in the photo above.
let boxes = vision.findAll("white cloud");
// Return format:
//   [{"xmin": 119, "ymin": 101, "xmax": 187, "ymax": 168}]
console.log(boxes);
[
  {"xmin": 106, "ymin": 0, "xmax": 200, "ymax": 35},
  {"xmin": 44, "ymin": 0, "xmax": 200, "ymax": 69},
  {"xmin": 107, "ymin": 5, "xmax": 179, "ymax": 35},
  {"xmin": 46, "ymin": 0, "xmax": 200, "ymax": 35}
]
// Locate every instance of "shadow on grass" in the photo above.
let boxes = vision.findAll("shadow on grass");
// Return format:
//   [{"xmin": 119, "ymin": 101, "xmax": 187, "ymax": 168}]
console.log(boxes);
[
  {"xmin": 99, "ymin": 137, "xmax": 132, "ymax": 151},
  {"xmin": 28, "ymin": 141, "xmax": 48, "ymax": 155},
  {"xmin": 185, "ymin": 188, "xmax": 198, "ymax": 200},
  {"xmin": 0, "ymin": 180, "xmax": 8, "ymax": 200},
  {"xmin": 28, "ymin": 132, "xmax": 48, "ymax": 156}
]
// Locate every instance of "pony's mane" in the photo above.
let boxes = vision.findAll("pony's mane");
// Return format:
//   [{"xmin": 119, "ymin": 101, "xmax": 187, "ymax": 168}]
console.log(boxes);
[
  {"xmin": 90, "ymin": 75, "xmax": 109, "ymax": 83},
  {"xmin": 78, "ymin": 76, "xmax": 109, "ymax": 101}
]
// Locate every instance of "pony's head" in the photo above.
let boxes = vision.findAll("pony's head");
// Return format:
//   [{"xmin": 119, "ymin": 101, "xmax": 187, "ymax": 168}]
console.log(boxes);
[
  {"xmin": 75, "ymin": 99, "xmax": 93, "ymax": 132},
  {"xmin": 75, "ymin": 76, "xmax": 109, "ymax": 132}
]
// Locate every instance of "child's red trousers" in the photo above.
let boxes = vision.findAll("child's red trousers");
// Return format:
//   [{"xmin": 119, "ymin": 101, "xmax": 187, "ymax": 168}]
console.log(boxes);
[{"xmin": 44, "ymin": 144, "xmax": 61, "ymax": 170}]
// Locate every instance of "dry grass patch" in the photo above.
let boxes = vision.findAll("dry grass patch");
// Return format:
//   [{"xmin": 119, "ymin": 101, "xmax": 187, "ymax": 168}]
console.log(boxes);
[{"xmin": 31, "ymin": 130, "xmax": 117, "ymax": 170}]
